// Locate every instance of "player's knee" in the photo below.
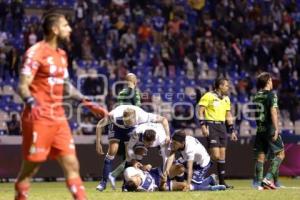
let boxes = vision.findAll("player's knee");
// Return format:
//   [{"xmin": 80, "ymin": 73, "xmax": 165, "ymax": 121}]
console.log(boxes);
[
  {"xmin": 277, "ymin": 150, "xmax": 285, "ymax": 160},
  {"xmin": 211, "ymin": 154, "xmax": 220, "ymax": 161}
]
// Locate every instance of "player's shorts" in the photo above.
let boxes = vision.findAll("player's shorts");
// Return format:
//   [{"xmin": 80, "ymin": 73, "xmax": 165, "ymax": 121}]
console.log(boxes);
[
  {"xmin": 22, "ymin": 119, "xmax": 75, "ymax": 162},
  {"xmin": 108, "ymin": 123, "xmax": 135, "ymax": 143},
  {"xmin": 149, "ymin": 168, "xmax": 171, "ymax": 191},
  {"xmin": 253, "ymin": 132, "xmax": 284, "ymax": 158},
  {"xmin": 175, "ymin": 158, "xmax": 212, "ymax": 184},
  {"xmin": 206, "ymin": 122, "xmax": 227, "ymax": 148}
]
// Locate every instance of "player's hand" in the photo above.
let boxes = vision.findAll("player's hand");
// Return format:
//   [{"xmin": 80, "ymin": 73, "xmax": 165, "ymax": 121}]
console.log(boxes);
[
  {"xmin": 201, "ymin": 125, "xmax": 209, "ymax": 137},
  {"xmin": 182, "ymin": 184, "xmax": 190, "ymax": 192},
  {"xmin": 142, "ymin": 164, "xmax": 152, "ymax": 171},
  {"xmin": 231, "ymin": 132, "xmax": 238, "ymax": 141},
  {"xmin": 133, "ymin": 161, "xmax": 143, "ymax": 168},
  {"xmin": 272, "ymin": 130, "xmax": 279, "ymax": 141},
  {"xmin": 159, "ymin": 178, "xmax": 167, "ymax": 191},
  {"xmin": 96, "ymin": 143, "xmax": 104, "ymax": 156}
]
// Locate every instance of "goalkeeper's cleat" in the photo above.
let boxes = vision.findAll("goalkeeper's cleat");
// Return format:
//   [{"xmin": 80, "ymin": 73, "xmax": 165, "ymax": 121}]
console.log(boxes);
[
  {"xmin": 262, "ymin": 178, "xmax": 276, "ymax": 190},
  {"xmin": 210, "ymin": 185, "xmax": 226, "ymax": 191}
]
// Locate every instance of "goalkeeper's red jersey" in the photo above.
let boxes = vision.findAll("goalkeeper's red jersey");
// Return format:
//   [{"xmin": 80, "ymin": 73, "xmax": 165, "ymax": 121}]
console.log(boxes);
[{"xmin": 21, "ymin": 41, "xmax": 69, "ymax": 124}]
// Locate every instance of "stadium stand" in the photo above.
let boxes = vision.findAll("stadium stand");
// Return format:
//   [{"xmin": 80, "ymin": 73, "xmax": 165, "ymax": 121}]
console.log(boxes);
[{"xmin": 0, "ymin": 0, "xmax": 300, "ymax": 137}]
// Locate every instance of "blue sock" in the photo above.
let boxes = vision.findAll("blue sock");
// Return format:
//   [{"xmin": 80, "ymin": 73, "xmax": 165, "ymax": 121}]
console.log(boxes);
[
  {"xmin": 191, "ymin": 183, "xmax": 211, "ymax": 191},
  {"xmin": 202, "ymin": 176, "xmax": 214, "ymax": 186},
  {"xmin": 102, "ymin": 155, "xmax": 114, "ymax": 182}
]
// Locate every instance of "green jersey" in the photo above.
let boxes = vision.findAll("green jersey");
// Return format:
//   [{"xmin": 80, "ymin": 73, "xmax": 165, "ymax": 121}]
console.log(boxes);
[
  {"xmin": 117, "ymin": 87, "xmax": 141, "ymax": 107},
  {"xmin": 253, "ymin": 90, "xmax": 278, "ymax": 133}
]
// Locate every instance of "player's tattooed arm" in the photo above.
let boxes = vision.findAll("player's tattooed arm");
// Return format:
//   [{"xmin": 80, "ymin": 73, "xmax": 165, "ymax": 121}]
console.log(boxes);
[
  {"xmin": 18, "ymin": 74, "xmax": 34, "ymax": 102},
  {"xmin": 63, "ymin": 79, "xmax": 85, "ymax": 101},
  {"xmin": 96, "ymin": 117, "xmax": 110, "ymax": 155}
]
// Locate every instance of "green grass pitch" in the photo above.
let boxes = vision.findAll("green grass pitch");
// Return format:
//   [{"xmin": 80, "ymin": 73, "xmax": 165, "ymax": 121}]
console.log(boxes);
[{"xmin": 1, "ymin": 179, "xmax": 299, "ymax": 200}]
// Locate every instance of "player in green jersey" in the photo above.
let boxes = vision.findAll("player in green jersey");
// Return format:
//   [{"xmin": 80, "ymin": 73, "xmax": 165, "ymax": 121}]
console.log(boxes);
[{"xmin": 252, "ymin": 72, "xmax": 285, "ymax": 190}]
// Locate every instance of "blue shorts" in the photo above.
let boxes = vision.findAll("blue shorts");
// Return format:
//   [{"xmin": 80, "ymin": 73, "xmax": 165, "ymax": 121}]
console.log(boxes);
[
  {"xmin": 149, "ymin": 168, "xmax": 171, "ymax": 191},
  {"xmin": 175, "ymin": 158, "xmax": 212, "ymax": 184},
  {"xmin": 107, "ymin": 123, "xmax": 135, "ymax": 143}
]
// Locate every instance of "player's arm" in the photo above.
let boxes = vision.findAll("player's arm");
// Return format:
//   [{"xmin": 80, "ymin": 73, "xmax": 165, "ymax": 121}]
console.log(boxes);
[
  {"xmin": 163, "ymin": 152, "xmax": 175, "ymax": 178},
  {"xmin": 96, "ymin": 117, "xmax": 110, "ymax": 155},
  {"xmin": 198, "ymin": 106, "xmax": 209, "ymax": 136},
  {"xmin": 63, "ymin": 78, "xmax": 85, "ymax": 101},
  {"xmin": 64, "ymin": 79, "xmax": 108, "ymax": 117},
  {"xmin": 134, "ymin": 90, "xmax": 142, "ymax": 106},
  {"xmin": 186, "ymin": 159, "xmax": 193, "ymax": 191},
  {"xmin": 226, "ymin": 111, "xmax": 238, "ymax": 141},
  {"xmin": 152, "ymin": 115, "xmax": 170, "ymax": 145},
  {"xmin": 127, "ymin": 132, "xmax": 139, "ymax": 160},
  {"xmin": 270, "ymin": 94, "xmax": 279, "ymax": 141},
  {"xmin": 18, "ymin": 74, "xmax": 34, "ymax": 104}
]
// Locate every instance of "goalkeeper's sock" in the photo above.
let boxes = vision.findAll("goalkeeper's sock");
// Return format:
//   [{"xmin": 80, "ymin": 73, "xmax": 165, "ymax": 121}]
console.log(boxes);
[
  {"xmin": 66, "ymin": 177, "xmax": 87, "ymax": 200},
  {"xmin": 15, "ymin": 181, "xmax": 30, "ymax": 200},
  {"xmin": 111, "ymin": 160, "xmax": 126, "ymax": 178}
]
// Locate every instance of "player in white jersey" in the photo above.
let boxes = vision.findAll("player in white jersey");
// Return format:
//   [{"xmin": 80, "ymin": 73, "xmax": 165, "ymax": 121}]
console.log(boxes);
[
  {"xmin": 163, "ymin": 130, "xmax": 225, "ymax": 191},
  {"xmin": 96, "ymin": 105, "xmax": 170, "ymax": 191},
  {"xmin": 127, "ymin": 123, "xmax": 170, "ymax": 166}
]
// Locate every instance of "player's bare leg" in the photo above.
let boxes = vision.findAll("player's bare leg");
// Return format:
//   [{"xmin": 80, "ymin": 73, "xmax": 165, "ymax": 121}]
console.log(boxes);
[
  {"xmin": 97, "ymin": 140, "xmax": 119, "ymax": 191},
  {"xmin": 15, "ymin": 161, "xmax": 41, "ymax": 200},
  {"xmin": 57, "ymin": 155, "xmax": 87, "ymax": 200}
]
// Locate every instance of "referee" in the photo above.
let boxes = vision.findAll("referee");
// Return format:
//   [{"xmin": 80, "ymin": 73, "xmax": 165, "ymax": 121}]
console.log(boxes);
[
  {"xmin": 198, "ymin": 77, "xmax": 238, "ymax": 188},
  {"xmin": 103, "ymin": 72, "xmax": 142, "ymax": 190},
  {"xmin": 117, "ymin": 73, "xmax": 141, "ymax": 106}
]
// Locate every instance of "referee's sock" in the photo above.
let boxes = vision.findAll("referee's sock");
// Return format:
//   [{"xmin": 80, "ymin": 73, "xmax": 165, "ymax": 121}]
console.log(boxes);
[{"xmin": 217, "ymin": 160, "xmax": 226, "ymax": 185}]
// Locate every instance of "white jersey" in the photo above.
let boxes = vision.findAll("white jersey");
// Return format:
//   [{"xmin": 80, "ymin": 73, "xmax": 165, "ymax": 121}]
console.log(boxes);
[
  {"xmin": 109, "ymin": 105, "xmax": 158, "ymax": 129},
  {"xmin": 124, "ymin": 167, "xmax": 157, "ymax": 191},
  {"xmin": 127, "ymin": 123, "xmax": 169, "ymax": 163},
  {"xmin": 180, "ymin": 136, "xmax": 210, "ymax": 167}
]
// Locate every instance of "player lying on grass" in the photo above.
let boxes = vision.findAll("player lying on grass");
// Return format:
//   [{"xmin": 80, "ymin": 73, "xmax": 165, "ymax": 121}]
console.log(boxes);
[
  {"xmin": 123, "ymin": 162, "xmax": 225, "ymax": 192},
  {"xmin": 162, "ymin": 130, "xmax": 226, "ymax": 191},
  {"xmin": 107, "ymin": 122, "xmax": 170, "ymax": 189}
]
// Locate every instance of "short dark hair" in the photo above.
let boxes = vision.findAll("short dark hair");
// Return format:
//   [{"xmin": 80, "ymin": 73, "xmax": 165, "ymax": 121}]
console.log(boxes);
[
  {"xmin": 125, "ymin": 180, "xmax": 138, "ymax": 192},
  {"xmin": 214, "ymin": 77, "xmax": 229, "ymax": 90},
  {"xmin": 143, "ymin": 129, "xmax": 156, "ymax": 142},
  {"xmin": 42, "ymin": 11, "xmax": 64, "ymax": 36},
  {"xmin": 256, "ymin": 72, "xmax": 271, "ymax": 90},
  {"xmin": 172, "ymin": 129, "xmax": 186, "ymax": 143}
]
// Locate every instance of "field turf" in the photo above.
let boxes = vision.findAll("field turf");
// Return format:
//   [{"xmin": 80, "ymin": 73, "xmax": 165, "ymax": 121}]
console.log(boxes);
[{"xmin": 1, "ymin": 179, "xmax": 299, "ymax": 200}]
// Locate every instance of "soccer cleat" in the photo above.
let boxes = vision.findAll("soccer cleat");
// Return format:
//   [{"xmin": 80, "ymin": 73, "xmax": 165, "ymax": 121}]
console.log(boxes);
[
  {"xmin": 210, "ymin": 185, "xmax": 226, "ymax": 191},
  {"xmin": 108, "ymin": 173, "xmax": 116, "ymax": 190},
  {"xmin": 96, "ymin": 181, "xmax": 107, "ymax": 192},
  {"xmin": 257, "ymin": 186, "xmax": 264, "ymax": 191},
  {"xmin": 262, "ymin": 178, "xmax": 276, "ymax": 190},
  {"xmin": 225, "ymin": 184, "xmax": 234, "ymax": 189}
]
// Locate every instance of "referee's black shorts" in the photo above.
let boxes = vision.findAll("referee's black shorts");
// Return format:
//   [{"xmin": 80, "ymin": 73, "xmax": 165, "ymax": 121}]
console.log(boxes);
[{"xmin": 206, "ymin": 122, "xmax": 227, "ymax": 148}]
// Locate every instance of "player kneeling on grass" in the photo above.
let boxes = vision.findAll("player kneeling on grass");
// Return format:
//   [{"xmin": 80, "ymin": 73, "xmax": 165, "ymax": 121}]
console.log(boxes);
[{"xmin": 162, "ymin": 130, "xmax": 226, "ymax": 191}]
